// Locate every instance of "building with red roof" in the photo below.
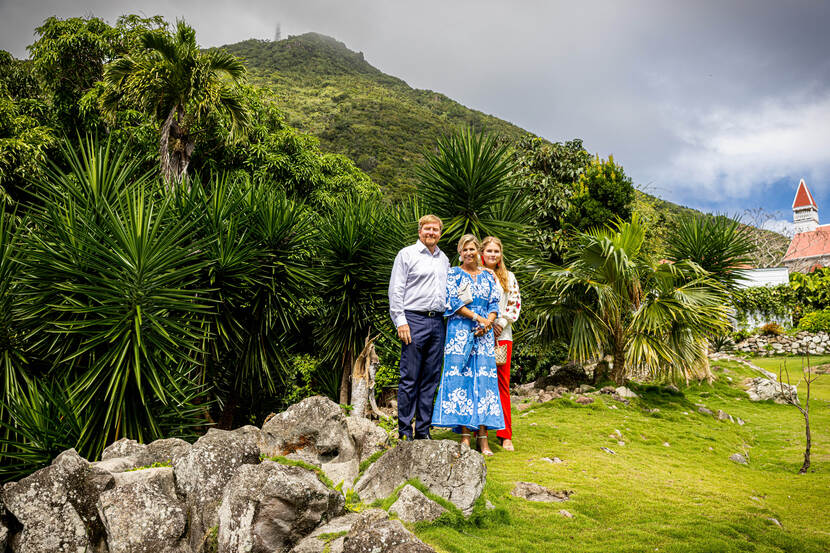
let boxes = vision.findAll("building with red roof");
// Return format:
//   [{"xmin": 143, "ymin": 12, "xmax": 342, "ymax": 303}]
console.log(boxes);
[{"xmin": 783, "ymin": 179, "xmax": 830, "ymax": 272}]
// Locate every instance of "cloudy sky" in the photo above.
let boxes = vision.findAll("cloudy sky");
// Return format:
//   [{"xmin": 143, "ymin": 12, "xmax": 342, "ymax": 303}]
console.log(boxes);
[{"xmin": 2, "ymin": 0, "xmax": 829, "ymax": 232}]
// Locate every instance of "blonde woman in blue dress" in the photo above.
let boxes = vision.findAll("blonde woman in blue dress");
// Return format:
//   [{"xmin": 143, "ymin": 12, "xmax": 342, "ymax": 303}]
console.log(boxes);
[{"xmin": 431, "ymin": 234, "xmax": 504, "ymax": 456}]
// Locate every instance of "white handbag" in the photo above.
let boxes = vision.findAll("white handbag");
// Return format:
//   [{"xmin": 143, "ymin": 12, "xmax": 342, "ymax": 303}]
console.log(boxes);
[{"xmin": 494, "ymin": 343, "xmax": 508, "ymax": 365}]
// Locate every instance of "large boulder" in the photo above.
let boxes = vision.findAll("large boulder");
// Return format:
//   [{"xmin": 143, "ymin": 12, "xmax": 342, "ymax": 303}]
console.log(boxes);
[
  {"xmin": 341, "ymin": 509, "xmax": 434, "ymax": 553},
  {"xmin": 217, "ymin": 461, "xmax": 345, "ymax": 553},
  {"xmin": 174, "ymin": 428, "xmax": 260, "ymax": 551},
  {"xmin": 345, "ymin": 416, "xmax": 390, "ymax": 463},
  {"xmin": 388, "ymin": 485, "xmax": 446, "ymax": 523},
  {"xmin": 289, "ymin": 513, "xmax": 361, "ymax": 553},
  {"xmin": 2, "ymin": 449, "xmax": 112, "ymax": 553},
  {"xmin": 0, "ymin": 501, "xmax": 8, "ymax": 553},
  {"xmin": 259, "ymin": 396, "xmax": 357, "ymax": 467},
  {"xmin": 745, "ymin": 377, "xmax": 799, "ymax": 404},
  {"xmin": 97, "ymin": 436, "xmax": 192, "ymax": 473},
  {"xmin": 354, "ymin": 440, "xmax": 485, "ymax": 516},
  {"xmin": 97, "ymin": 467, "xmax": 189, "ymax": 553}
]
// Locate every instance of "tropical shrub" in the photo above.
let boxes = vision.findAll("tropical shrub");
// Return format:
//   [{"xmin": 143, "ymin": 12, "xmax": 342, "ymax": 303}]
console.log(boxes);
[
  {"xmin": 797, "ymin": 310, "xmax": 830, "ymax": 333},
  {"xmin": 530, "ymin": 216, "xmax": 729, "ymax": 384}
]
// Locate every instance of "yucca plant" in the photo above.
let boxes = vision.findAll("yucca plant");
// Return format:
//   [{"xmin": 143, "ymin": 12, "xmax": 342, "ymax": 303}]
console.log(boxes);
[
  {"xmin": 0, "ymin": 207, "xmax": 31, "ymax": 466},
  {"xmin": 666, "ymin": 215, "xmax": 754, "ymax": 291},
  {"xmin": 417, "ymin": 127, "xmax": 533, "ymax": 260},
  {"xmin": 315, "ymin": 193, "xmax": 396, "ymax": 404},
  {"xmin": 531, "ymin": 217, "xmax": 729, "ymax": 384},
  {"xmin": 174, "ymin": 174, "xmax": 316, "ymax": 426},
  {"xmin": 17, "ymin": 137, "xmax": 212, "ymax": 458}
]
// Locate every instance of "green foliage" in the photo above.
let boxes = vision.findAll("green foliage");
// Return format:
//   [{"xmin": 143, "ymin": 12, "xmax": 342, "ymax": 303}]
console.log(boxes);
[
  {"xmin": 314, "ymin": 193, "xmax": 395, "ymax": 399},
  {"xmin": 566, "ymin": 155, "xmax": 635, "ymax": 233},
  {"xmin": 101, "ymin": 19, "xmax": 249, "ymax": 182},
  {"xmin": 731, "ymin": 284, "xmax": 796, "ymax": 322},
  {"xmin": 17, "ymin": 137, "xmax": 211, "ymax": 457},
  {"xmin": 797, "ymin": 310, "xmax": 830, "ymax": 332},
  {"xmin": 731, "ymin": 328, "xmax": 754, "ymax": 343},
  {"xmin": 357, "ymin": 449, "xmax": 387, "ymax": 478},
  {"xmin": 373, "ymin": 364, "xmax": 399, "ymax": 394},
  {"xmin": 0, "ymin": 378, "xmax": 86, "ymax": 481},
  {"xmin": 531, "ymin": 216, "xmax": 729, "ymax": 384},
  {"xmin": 666, "ymin": 214, "xmax": 755, "ymax": 291},
  {"xmin": 511, "ymin": 135, "xmax": 591, "ymax": 262}
]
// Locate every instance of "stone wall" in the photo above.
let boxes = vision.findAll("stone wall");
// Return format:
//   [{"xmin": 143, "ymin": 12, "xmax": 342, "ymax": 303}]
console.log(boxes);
[{"xmin": 732, "ymin": 331, "xmax": 830, "ymax": 356}]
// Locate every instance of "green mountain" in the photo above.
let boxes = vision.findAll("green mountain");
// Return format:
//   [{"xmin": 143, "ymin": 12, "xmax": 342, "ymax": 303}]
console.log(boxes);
[
  {"xmin": 219, "ymin": 33, "xmax": 529, "ymax": 199},
  {"xmin": 217, "ymin": 33, "xmax": 789, "ymax": 266}
]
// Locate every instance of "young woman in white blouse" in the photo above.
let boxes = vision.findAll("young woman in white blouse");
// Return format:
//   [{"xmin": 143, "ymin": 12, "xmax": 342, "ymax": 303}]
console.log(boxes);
[{"xmin": 480, "ymin": 236, "xmax": 521, "ymax": 451}]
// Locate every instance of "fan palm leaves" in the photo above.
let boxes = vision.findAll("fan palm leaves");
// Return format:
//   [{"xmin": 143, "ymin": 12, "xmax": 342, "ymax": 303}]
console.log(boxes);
[
  {"xmin": 102, "ymin": 19, "xmax": 249, "ymax": 184},
  {"xmin": 531, "ymin": 217, "xmax": 729, "ymax": 384}
]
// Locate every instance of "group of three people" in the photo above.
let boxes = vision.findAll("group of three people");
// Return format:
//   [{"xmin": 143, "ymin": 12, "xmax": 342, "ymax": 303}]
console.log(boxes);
[{"xmin": 388, "ymin": 214, "xmax": 521, "ymax": 455}]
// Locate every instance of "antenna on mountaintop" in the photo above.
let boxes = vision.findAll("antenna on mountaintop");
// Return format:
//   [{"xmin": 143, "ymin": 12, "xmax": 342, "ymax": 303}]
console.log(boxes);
[{"xmin": 274, "ymin": 23, "xmax": 282, "ymax": 42}]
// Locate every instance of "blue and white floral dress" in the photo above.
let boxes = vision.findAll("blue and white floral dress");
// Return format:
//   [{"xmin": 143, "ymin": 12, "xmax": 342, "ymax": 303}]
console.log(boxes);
[{"xmin": 431, "ymin": 267, "xmax": 505, "ymax": 431}]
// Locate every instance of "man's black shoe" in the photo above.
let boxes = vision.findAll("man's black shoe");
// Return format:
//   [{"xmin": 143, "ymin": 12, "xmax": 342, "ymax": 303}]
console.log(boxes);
[{"xmin": 414, "ymin": 433, "xmax": 431, "ymax": 440}]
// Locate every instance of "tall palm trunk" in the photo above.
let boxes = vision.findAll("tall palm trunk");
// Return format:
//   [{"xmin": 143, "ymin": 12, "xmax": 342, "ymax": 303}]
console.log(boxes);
[
  {"xmin": 160, "ymin": 104, "xmax": 194, "ymax": 188},
  {"xmin": 611, "ymin": 323, "xmax": 627, "ymax": 385}
]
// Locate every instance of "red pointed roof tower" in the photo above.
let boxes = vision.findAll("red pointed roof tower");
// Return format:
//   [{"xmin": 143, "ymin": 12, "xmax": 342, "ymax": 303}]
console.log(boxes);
[{"xmin": 792, "ymin": 179, "xmax": 819, "ymax": 234}]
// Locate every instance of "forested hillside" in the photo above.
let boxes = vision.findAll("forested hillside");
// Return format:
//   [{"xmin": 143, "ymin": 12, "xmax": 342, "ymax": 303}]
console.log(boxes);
[{"xmin": 219, "ymin": 34, "xmax": 530, "ymax": 199}]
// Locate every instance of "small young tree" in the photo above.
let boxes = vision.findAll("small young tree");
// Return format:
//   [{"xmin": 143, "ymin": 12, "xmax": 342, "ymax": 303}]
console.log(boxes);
[{"xmin": 779, "ymin": 355, "xmax": 819, "ymax": 474}]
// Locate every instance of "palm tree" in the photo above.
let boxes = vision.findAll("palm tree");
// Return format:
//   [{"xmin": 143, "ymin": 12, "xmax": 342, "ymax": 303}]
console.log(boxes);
[
  {"xmin": 102, "ymin": 19, "xmax": 249, "ymax": 185},
  {"xmin": 417, "ymin": 127, "xmax": 533, "ymax": 260},
  {"xmin": 531, "ymin": 217, "xmax": 729, "ymax": 384}
]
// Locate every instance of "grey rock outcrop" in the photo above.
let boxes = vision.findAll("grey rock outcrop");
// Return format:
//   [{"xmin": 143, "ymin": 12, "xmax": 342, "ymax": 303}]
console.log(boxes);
[
  {"xmin": 217, "ymin": 461, "xmax": 344, "ymax": 553},
  {"xmin": 745, "ymin": 377, "xmax": 798, "ymax": 404},
  {"xmin": 97, "ymin": 466, "xmax": 189, "ymax": 553},
  {"xmin": 388, "ymin": 485, "xmax": 446, "ymax": 523},
  {"xmin": 2, "ymin": 449, "xmax": 112, "ymax": 553},
  {"xmin": 342, "ymin": 509, "xmax": 434, "ymax": 553},
  {"xmin": 354, "ymin": 440, "xmax": 485, "ymax": 516},
  {"xmin": 510, "ymin": 482, "xmax": 572, "ymax": 503},
  {"xmin": 260, "ymin": 396, "xmax": 357, "ymax": 467},
  {"xmin": 615, "ymin": 386, "xmax": 638, "ymax": 399},
  {"xmin": 346, "ymin": 416, "xmax": 390, "ymax": 463},
  {"xmin": 321, "ymin": 459, "xmax": 359, "ymax": 490},
  {"xmin": 174, "ymin": 428, "xmax": 260, "ymax": 551},
  {"xmin": 98, "ymin": 436, "xmax": 192, "ymax": 473},
  {"xmin": 289, "ymin": 513, "xmax": 360, "ymax": 553}
]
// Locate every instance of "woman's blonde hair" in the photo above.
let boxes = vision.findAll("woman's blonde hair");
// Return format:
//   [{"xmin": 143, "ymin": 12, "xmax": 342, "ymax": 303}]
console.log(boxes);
[
  {"xmin": 456, "ymin": 234, "xmax": 480, "ymax": 255},
  {"xmin": 481, "ymin": 236, "xmax": 509, "ymax": 292}
]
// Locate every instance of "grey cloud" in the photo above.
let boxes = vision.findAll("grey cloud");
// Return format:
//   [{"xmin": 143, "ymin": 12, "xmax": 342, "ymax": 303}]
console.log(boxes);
[{"xmin": 1, "ymin": 0, "xmax": 829, "ymax": 214}]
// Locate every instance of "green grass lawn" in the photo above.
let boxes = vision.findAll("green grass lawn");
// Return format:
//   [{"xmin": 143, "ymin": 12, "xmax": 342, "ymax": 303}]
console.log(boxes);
[{"xmin": 412, "ymin": 357, "xmax": 830, "ymax": 553}]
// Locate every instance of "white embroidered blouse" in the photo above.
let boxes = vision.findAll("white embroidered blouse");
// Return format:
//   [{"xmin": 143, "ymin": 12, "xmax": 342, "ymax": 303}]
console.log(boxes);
[{"xmin": 494, "ymin": 271, "xmax": 521, "ymax": 342}]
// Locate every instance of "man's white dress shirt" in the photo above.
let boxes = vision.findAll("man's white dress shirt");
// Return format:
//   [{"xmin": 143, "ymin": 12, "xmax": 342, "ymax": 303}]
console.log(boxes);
[{"xmin": 388, "ymin": 240, "xmax": 450, "ymax": 328}]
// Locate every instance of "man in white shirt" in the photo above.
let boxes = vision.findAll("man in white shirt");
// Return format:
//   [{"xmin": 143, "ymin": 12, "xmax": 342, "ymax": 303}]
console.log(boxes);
[{"xmin": 388, "ymin": 214, "xmax": 450, "ymax": 440}]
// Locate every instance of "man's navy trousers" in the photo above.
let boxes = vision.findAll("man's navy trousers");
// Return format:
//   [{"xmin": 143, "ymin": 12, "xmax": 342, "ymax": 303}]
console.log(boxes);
[{"xmin": 398, "ymin": 310, "xmax": 445, "ymax": 439}]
